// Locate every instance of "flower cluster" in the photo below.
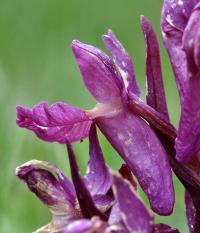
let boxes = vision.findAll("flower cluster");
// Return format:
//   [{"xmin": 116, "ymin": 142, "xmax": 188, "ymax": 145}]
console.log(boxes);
[{"xmin": 16, "ymin": 0, "xmax": 200, "ymax": 232}]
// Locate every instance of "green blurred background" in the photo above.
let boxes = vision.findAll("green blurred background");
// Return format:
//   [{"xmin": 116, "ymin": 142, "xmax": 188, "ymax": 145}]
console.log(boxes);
[{"xmin": 0, "ymin": 0, "xmax": 187, "ymax": 232}]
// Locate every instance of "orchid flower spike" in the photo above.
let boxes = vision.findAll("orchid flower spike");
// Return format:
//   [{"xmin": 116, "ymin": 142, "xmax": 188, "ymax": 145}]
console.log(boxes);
[{"xmin": 16, "ymin": 18, "xmax": 175, "ymax": 215}]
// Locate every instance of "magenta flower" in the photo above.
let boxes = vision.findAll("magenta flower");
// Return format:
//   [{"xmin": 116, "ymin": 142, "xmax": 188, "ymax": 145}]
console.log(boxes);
[
  {"xmin": 16, "ymin": 126, "xmax": 178, "ymax": 233},
  {"xmin": 16, "ymin": 16, "xmax": 175, "ymax": 215},
  {"xmin": 161, "ymin": 0, "xmax": 200, "ymax": 163}
]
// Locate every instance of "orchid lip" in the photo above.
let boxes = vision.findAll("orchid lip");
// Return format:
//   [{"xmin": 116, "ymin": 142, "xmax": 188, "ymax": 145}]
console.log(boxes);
[{"xmin": 85, "ymin": 101, "xmax": 123, "ymax": 119}]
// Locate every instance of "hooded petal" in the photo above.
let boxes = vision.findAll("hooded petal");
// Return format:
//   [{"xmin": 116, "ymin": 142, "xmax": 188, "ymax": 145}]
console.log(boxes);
[
  {"xmin": 16, "ymin": 160, "xmax": 78, "ymax": 232},
  {"xmin": 84, "ymin": 124, "xmax": 112, "ymax": 196},
  {"xmin": 16, "ymin": 102, "xmax": 92, "ymax": 143},
  {"xmin": 112, "ymin": 173, "xmax": 153, "ymax": 233},
  {"xmin": 102, "ymin": 30, "xmax": 140, "ymax": 96},
  {"xmin": 141, "ymin": 16, "xmax": 169, "ymax": 121},
  {"xmin": 66, "ymin": 143, "xmax": 107, "ymax": 220},
  {"xmin": 97, "ymin": 108, "xmax": 175, "ymax": 215},
  {"xmin": 174, "ymin": 3, "xmax": 200, "ymax": 163},
  {"xmin": 16, "ymin": 160, "xmax": 76, "ymax": 212},
  {"xmin": 71, "ymin": 40, "xmax": 122, "ymax": 104}
]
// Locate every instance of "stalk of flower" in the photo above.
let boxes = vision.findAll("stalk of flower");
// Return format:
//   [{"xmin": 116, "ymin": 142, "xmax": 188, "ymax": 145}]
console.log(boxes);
[
  {"xmin": 16, "ymin": 125, "xmax": 178, "ymax": 233},
  {"xmin": 16, "ymin": 25, "xmax": 175, "ymax": 216}
]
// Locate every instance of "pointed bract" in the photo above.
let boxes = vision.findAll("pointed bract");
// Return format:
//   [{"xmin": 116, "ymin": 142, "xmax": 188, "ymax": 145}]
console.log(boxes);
[
  {"xmin": 141, "ymin": 16, "xmax": 169, "ymax": 121},
  {"xmin": 16, "ymin": 102, "xmax": 92, "ymax": 143}
]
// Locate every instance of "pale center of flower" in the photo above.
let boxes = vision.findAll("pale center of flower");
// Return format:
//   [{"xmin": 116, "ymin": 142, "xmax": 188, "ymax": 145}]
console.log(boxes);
[{"xmin": 85, "ymin": 100, "xmax": 123, "ymax": 119}]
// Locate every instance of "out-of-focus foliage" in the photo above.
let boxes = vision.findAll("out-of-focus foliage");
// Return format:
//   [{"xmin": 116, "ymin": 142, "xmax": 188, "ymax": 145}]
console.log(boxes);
[{"xmin": 0, "ymin": 0, "xmax": 186, "ymax": 232}]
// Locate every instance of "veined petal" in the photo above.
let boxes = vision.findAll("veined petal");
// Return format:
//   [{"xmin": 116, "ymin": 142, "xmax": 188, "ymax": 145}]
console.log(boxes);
[
  {"xmin": 141, "ymin": 16, "xmax": 169, "ymax": 121},
  {"xmin": 16, "ymin": 160, "xmax": 78, "ymax": 218},
  {"xmin": 112, "ymin": 173, "xmax": 153, "ymax": 233},
  {"xmin": 84, "ymin": 124, "xmax": 112, "ymax": 196},
  {"xmin": 16, "ymin": 102, "xmax": 92, "ymax": 143},
  {"xmin": 102, "ymin": 30, "xmax": 140, "ymax": 96},
  {"xmin": 71, "ymin": 40, "xmax": 122, "ymax": 104},
  {"xmin": 97, "ymin": 109, "xmax": 174, "ymax": 215}
]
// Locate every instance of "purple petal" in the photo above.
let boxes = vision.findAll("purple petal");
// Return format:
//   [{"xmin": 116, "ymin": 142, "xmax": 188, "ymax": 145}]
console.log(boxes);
[
  {"xmin": 175, "ymin": 76, "xmax": 200, "ymax": 163},
  {"xmin": 153, "ymin": 223, "xmax": 179, "ymax": 233},
  {"xmin": 112, "ymin": 173, "xmax": 153, "ymax": 232},
  {"xmin": 160, "ymin": 0, "xmax": 189, "ymax": 102},
  {"xmin": 175, "ymin": 4, "xmax": 200, "ymax": 163},
  {"xmin": 84, "ymin": 124, "xmax": 112, "ymax": 196},
  {"xmin": 71, "ymin": 40, "xmax": 123, "ymax": 104},
  {"xmin": 66, "ymin": 143, "xmax": 107, "ymax": 220},
  {"xmin": 16, "ymin": 102, "xmax": 92, "ymax": 143},
  {"xmin": 102, "ymin": 30, "xmax": 140, "ymax": 96},
  {"xmin": 141, "ymin": 16, "xmax": 169, "ymax": 121},
  {"xmin": 185, "ymin": 191, "xmax": 197, "ymax": 233},
  {"xmin": 97, "ymin": 108, "xmax": 175, "ymax": 215},
  {"xmin": 16, "ymin": 160, "xmax": 76, "ymax": 216},
  {"xmin": 182, "ymin": 3, "xmax": 200, "ymax": 70}
]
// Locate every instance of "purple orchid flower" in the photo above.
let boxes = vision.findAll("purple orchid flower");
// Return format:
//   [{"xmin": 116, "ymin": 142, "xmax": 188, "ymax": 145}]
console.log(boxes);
[
  {"xmin": 16, "ymin": 18, "xmax": 175, "ymax": 215},
  {"xmin": 16, "ymin": 125, "xmax": 178, "ymax": 233},
  {"xmin": 16, "ymin": 126, "xmax": 112, "ymax": 232},
  {"xmin": 161, "ymin": 0, "xmax": 200, "ymax": 163}
]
